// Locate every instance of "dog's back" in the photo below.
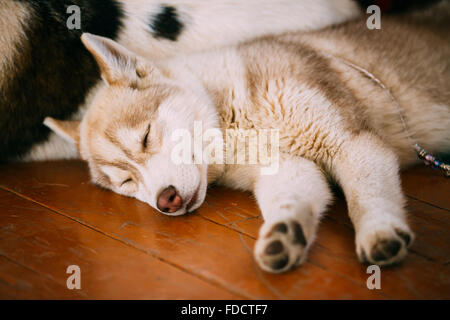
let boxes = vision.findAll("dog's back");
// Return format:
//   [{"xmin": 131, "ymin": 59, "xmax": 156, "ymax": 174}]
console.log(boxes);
[
  {"xmin": 306, "ymin": 1, "xmax": 450, "ymax": 104},
  {"xmin": 287, "ymin": 2, "xmax": 450, "ymax": 163}
]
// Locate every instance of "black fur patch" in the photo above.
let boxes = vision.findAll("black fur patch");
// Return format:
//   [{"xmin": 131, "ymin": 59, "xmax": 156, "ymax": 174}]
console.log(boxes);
[
  {"xmin": 149, "ymin": 5, "xmax": 183, "ymax": 41},
  {"xmin": 0, "ymin": 0, "xmax": 123, "ymax": 161}
]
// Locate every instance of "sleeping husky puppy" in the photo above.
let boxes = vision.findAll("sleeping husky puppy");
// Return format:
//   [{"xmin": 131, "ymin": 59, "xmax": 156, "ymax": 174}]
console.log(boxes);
[
  {"xmin": 0, "ymin": 0, "xmax": 361, "ymax": 162},
  {"xmin": 45, "ymin": 2, "xmax": 450, "ymax": 273}
]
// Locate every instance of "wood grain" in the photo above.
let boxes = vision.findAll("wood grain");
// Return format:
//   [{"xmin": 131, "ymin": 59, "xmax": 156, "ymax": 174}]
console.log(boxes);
[
  {"xmin": 0, "ymin": 190, "xmax": 238, "ymax": 299},
  {"xmin": 0, "ymin": 160, "xmax": 448, "ymax": 299}
]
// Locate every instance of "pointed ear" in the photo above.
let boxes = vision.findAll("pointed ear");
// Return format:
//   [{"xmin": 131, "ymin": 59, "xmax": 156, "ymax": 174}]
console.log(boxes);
[
  {"xmin": 43, "ymin": 117, "xmax": 80, "ymax": 146},
  {"xmin": 81, "ymin": 33, "xmax": 153, "ymax": 88}
]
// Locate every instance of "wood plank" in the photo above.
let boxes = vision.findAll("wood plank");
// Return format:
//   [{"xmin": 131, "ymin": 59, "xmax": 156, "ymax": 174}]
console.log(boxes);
[
  {"xmin": 0, "ymin": 161, "xmax": 384, "ymax": 299},
  {"xmin": 323, "ymin": 197, "xmax": 450, "ymax": 264},
  {"xmin": 0, "ymin": 255, "xmax": 82, "ymax": 299},
  {"xmin": 405, "ymin": 200, "xmax": 450, "ymax": 263},
  {"xmin": 200, "ymin": 188, "xmax": 450, "ymax": 299},
  {"xmin": 0, "ymin": 190, "xmax": 239, "ymax": 299},
  {"xmin": 401, "ymin": 165, "xmax": 450, "ymax": 210}
]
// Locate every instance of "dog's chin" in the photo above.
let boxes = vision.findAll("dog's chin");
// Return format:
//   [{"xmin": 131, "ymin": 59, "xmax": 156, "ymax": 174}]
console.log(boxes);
[
  {"xmin": 186, "ymin": 184, "xmax": 207, "ymax": 213},
  {"xmin": 186, "ymin": 175, "xmax": 208, "ymax": 213},
  {"xmin": 162, "ymin": 209, "xmax": 190, "ymax": 217}
]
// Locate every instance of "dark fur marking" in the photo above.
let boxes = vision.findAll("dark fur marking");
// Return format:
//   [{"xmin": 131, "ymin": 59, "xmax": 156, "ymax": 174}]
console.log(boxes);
[
  {"xmin": 149, "ymin": 5, "xmax": 183, "ymax": 41},
  {"xmin": 1, "ymin": 0, "xmax": 123, "ymax": 161}
]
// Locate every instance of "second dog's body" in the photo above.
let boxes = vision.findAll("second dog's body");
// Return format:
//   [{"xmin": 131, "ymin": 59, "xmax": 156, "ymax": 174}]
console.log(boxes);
[{"xmin": 46, "ymin": 3, "xmax": 450, "ymax": 272}]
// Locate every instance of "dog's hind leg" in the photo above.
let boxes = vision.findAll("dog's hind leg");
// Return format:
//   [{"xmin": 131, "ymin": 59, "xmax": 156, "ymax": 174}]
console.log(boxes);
[
  {"xmin": 253, "ymin": 157, "xmax": 332, "ymax": 273},
  {"xmin": 332, "ymin": 131, "xmax": 414, "ymax": 266}
]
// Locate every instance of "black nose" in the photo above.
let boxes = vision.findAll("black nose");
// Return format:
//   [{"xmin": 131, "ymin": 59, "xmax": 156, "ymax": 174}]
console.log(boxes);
[{"xmin": 157, "ymin": 185, "xmax": 182, "ymax": 213}]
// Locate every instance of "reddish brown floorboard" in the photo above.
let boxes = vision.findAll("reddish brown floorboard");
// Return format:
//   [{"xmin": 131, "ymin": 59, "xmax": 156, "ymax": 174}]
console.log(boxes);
[{"xmin": 0, "ymin": 161, "xmax": 448, "ymax": 299}]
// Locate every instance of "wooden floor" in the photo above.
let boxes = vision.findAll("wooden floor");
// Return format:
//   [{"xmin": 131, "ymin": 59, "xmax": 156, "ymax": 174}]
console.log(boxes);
[{"xmin": 0, "ymin": 160, "xmax": 448, "ymax": 299}]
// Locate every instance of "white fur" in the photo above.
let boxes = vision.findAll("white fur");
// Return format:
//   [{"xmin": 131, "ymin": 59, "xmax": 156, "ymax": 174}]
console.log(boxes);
[
  {"xmin": 118, "ymin": 0, "xmax": 360, "ymax": 59},
  {"xmin": 43, "ymin": 4, "xmax": 450, "ymax": 273},
  {"xmin": 25, "ymin": 0, "xmax": 360, "ymax": 161},
  {"xmin": 254, "ymin": 157, "xmax": 332, "ymax": 272}
]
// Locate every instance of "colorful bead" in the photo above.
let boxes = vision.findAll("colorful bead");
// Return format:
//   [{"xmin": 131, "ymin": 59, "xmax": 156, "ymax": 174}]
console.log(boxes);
[{"xmin": 414, "ymin": 144, "xmax": 449, "ymax": 177}]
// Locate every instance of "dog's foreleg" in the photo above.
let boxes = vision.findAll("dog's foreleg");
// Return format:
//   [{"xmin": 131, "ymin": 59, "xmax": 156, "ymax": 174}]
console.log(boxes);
[
  {"xmin": 333, "ymin": 132, "xmax": 414, "ymax": 266},
  {"xmin": 253, "ymin": 157, "xmax": 332, "ymax": 273}
]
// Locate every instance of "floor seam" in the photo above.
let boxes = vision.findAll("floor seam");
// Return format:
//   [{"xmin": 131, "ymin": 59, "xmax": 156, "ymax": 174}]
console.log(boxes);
[
  {"xmin": 0, "ymin": 186, "xmax": 251, "ymax": 299},
  {"xmin": 405, "ymin": 194, "xmax": 450, "ymax": 212}
]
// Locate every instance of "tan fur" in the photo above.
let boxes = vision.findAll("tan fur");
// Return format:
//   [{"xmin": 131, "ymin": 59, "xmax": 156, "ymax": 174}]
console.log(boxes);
[
  {"xmin": 47, "ymin": 4, "xmax": 450, "ymax": 273},
  {"xmin": 25, "ymin": 0, "xmax": 362, "ymax": 162},
  {"xmin": 210, "ymin": 5, "xmax": 450, "ymax": 169}
]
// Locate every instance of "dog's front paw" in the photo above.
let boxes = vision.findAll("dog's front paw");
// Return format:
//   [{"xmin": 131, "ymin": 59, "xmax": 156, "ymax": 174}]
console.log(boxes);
[
  {"xmin": 357, "ymin": 221, "xmax": 414, "ymax": 266},
  {"xmin": 254, "ymin": 219, "xmax": 308, "ymax": 273}
]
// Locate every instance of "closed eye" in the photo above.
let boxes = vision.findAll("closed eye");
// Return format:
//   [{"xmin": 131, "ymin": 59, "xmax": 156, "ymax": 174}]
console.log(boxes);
[
  {"xmin": 120, "ymin": 178, "xmax": 133, "ymax": 187},
  {"xmin": 142, "ymin": 124, "xmax": 151, "ymax": 151}
]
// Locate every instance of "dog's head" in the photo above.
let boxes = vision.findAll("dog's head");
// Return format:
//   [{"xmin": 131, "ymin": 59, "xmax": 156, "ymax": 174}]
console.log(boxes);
[{"xmin": 45, "ymin": 33, "xmax": 222, "ymax": 216}]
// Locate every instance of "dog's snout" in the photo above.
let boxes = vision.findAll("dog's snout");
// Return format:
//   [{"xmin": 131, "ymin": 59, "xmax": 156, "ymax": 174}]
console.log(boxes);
[{"xmin": 157, "ymin": 185, "xmax": 182, "ymax": 213}]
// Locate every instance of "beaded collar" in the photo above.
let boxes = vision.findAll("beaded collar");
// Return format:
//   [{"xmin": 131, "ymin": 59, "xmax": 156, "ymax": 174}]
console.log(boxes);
[{"xmin": 327, "ymin": 54, "xmax": 450, "ymax": 177}]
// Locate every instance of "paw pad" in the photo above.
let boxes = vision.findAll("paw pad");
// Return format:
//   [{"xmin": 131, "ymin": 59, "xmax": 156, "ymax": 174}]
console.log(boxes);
[
  {"xmin": 359, "ymin": 227, "xmax": 413, "ymax": 266},
  {"xmin": 395, "ymin": 228, "xmax": 411, "ymax": 246},
  {"xmin": 255, "ymin": 220, "xmax": 308, "ymax": 273},
  {"xmin": 264, "ymin": 240, "xmax": 284, "ymax": 255},
  {"xmin": 371, "ymin": 239, "xmax": 401, "ymax": 262},
  {"xmin": 293, "ymin": 221, "xmax": 307, "ymax": 246},
  {"xmin": 270, "ymin": 255, "xmax": 289, "ymax": 270}
]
